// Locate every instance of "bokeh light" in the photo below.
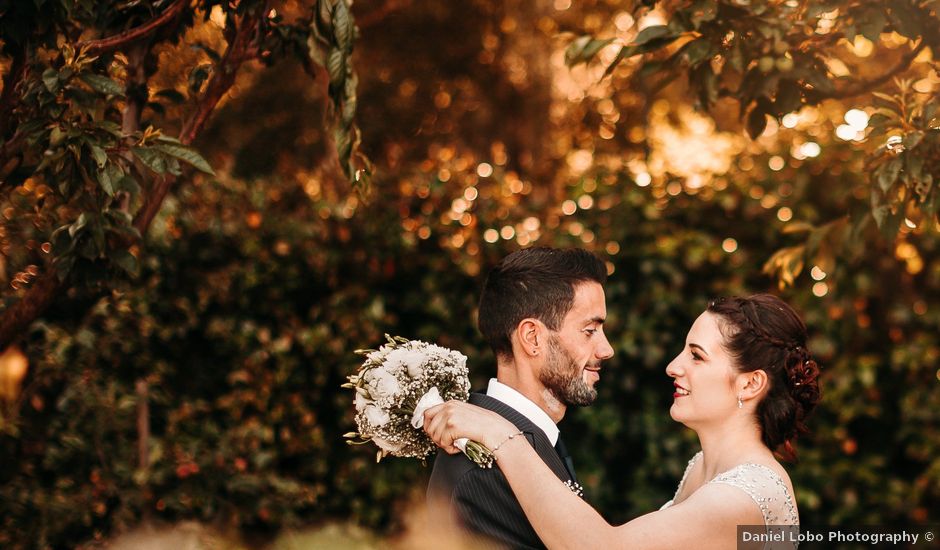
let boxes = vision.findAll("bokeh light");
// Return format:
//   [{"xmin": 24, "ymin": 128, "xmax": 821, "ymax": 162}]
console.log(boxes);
[
  {"xmin": 835, "ymin": 124, "xmax": 858, "ymax": 141},
  {"xmin": 476, "ymin": 163, "xmax": 493, "ymax": 178},
  {"xmin": 799, "ymin": 142, "xmax": 821, "ymax": 158},
  {"xmin": 844, "ymin": 109, "xmax": 870, "ymax": 131}
]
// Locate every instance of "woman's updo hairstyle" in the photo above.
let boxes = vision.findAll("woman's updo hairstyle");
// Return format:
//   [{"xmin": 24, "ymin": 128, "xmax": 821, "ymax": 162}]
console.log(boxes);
[{"xmin": 707, "ymin": 294, "xmax": 821, "ymax": 459}]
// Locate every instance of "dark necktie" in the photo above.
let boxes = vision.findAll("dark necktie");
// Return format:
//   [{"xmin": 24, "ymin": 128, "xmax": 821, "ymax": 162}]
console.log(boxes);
[{"xmin": 554, "ymin": 435, "xmax": 577, "ymax": 483}]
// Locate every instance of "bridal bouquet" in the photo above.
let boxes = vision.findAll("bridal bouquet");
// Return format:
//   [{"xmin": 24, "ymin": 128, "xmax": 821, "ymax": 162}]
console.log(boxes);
[{"xmin": 344, "ymin": 335, "xmax": 494, "ymax": 467}]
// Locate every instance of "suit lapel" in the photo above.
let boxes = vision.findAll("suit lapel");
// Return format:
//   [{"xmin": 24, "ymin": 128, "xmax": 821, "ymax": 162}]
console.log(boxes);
[{"xmin": 469, "ymin": 392, "xmax": 572, "ymax": 483}]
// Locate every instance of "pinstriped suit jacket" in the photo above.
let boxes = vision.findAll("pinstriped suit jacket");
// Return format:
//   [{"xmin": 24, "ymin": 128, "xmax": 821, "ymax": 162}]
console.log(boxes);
[{"xmin": 426, "ymin": 392, "xmax": 574, "ymax": 550}]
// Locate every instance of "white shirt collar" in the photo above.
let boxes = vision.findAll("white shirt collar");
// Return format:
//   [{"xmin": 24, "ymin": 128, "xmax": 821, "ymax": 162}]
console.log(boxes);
[{"xmin": 485, "ymin": 378, "xmax": 559, "ymax": 445}]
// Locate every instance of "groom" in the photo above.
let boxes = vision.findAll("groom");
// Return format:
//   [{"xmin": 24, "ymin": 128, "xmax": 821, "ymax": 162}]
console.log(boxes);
[{"xmin": 427, "ymin": 247, "xmax": 614, "ymax": 549}]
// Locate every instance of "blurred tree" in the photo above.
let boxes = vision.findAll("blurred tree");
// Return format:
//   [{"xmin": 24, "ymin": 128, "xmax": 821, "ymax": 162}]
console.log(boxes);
[
  {"xmin": 565, "ymin": 0, "xmax": 939, "ymax": 284},
  {"xmin": 0, "ymin": 0, "xmax": 938, "ymax": 548},
  {"xmin": 0, "ymin": 0, "xmax": 369, "ymax": 347}
]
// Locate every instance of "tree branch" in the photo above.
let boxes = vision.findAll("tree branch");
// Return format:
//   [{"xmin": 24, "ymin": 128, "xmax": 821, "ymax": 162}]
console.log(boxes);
[
  {"xmin": 0, "ymin": 5, "xmax": 271, "ymax": 349},
  {"xmin": 117, "ymin": 44, "xmax": 152, "ymax": 213},
  {"xmin": 133, "ymin": 6, "xmax": 266, "ymax": 236},
  {"xmin": 75, "ymin": 0, "xmax": 189, "ymax": 57},
  {"xmin": 818, "ymin": 41, "xmax": 926, "ymax": 100}
]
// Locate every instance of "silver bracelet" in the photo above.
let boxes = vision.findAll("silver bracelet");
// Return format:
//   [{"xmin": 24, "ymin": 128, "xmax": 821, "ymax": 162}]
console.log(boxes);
[{"xmin": 491, "ymin": 430, "xmax": 524, "ymax": 458}]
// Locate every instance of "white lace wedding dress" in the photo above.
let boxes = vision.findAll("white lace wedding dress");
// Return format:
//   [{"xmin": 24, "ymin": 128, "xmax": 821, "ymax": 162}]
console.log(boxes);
[{"xmin": 660, "ymin": 452, "xmax": 799, "ymax": 549}]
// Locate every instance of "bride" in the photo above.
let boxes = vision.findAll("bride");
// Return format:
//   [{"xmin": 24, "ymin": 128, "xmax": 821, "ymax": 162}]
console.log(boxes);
[{"xmin": 424, "ymin": 294, "xmax": 821, "ymax": 549}]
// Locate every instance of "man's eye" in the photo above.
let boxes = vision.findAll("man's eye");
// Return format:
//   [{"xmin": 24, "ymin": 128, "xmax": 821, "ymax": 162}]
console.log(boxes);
[{"xmin": 584, "ymin": 329, "xmax": 597, "ymax": 336}]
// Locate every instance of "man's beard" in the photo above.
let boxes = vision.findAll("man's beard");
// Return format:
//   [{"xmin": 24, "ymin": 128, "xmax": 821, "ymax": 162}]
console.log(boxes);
[{"xmin": 539, "ymin": 335, "xmax": 598, "ymax": 407}]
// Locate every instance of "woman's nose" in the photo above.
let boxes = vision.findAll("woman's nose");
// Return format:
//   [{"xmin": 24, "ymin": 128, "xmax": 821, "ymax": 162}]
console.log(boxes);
[{"xmin": 665, "ymin": 355, "xmax": 683, "ymax": 377}]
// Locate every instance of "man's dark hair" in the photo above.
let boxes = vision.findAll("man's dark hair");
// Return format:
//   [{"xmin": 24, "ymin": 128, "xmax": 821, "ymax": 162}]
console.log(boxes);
[{"xmin": 478, "ymin": 247, "xmax": 607, "ymax": 358}]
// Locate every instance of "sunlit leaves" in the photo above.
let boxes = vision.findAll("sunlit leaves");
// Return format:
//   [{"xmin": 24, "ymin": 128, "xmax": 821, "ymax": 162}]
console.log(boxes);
[
  {"xmin": 563, "ymin": 0, "xmax": 938, "ymax": 282},
  {"xmin": 865, "ymin": 82, "xmax": 939, "ymax": 234},
  {"xmin": 763, "ymin": 244, "xmax": 805, "ymax": 288},
  {"xmin": 565, "ymin": 36, "xmax": 614, "ymax": 67}
]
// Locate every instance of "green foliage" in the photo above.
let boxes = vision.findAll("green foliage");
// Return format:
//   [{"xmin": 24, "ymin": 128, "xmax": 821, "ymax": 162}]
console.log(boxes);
[
  {"xmin": 0, "ymin": 0, "xmax": 368, "ymax": 343},
  {"xmin": 2, "ymin": 162, "xmax": 938, "ymax": 546},
  {"xmin": 1, "ymin": 1, "xmax": 938, "ymax": 548},
  {"xmin": 868, "ymin": 82, "xmax": 940, "ymax": 236},
  {"xmin": 567, "ymin": 0, "xmax": 940, "ymax": 259}
]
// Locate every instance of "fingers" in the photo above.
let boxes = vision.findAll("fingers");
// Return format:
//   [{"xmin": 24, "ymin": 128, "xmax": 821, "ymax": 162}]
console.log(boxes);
[
  {"xmin": 424, "ymin": 400, "xmax": 504, "ymax": 453},
  {"xmin": 423, "ymin": 401, "xmax": 465, "ymax": 452},
  {"xmin": 423, "ymin": 405, "xmax": 450, "ymax": 448},
  {"xmin": 422, "ymin": 402, "xmax": 444, "ymax": 427}
]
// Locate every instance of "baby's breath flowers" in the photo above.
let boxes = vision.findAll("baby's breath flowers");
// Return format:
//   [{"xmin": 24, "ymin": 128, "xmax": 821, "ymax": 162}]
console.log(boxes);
[{"xmin": 344, "ymin": 335, "xmax": 494, "ymax": 467}]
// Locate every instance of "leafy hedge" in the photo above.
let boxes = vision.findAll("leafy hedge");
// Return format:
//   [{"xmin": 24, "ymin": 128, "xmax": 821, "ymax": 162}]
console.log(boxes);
[{"xmin": 2, "ymin": 167, "xmax": 937, "ymax": 547}]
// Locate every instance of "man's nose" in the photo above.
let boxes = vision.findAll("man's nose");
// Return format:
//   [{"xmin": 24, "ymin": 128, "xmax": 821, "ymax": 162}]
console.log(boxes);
[{"xmin": 596, "ymin": 334, "xmax": 614, "ymax": 360}]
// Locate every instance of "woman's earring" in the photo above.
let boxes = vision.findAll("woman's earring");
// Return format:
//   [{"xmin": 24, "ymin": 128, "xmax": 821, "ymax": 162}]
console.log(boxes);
[{"xmin": 737, "ymin": 394, "xmax": 744, "ymax": 409}]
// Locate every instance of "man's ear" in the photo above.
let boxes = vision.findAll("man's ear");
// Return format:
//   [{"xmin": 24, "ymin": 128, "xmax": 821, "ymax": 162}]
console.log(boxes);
[
  {"xmin": 738, "ymin": 369, "xmax": 769, "ymax": 401},
  {"xmin": 514, "ymin": 318, "xmax": 543, "ymax": 358}
]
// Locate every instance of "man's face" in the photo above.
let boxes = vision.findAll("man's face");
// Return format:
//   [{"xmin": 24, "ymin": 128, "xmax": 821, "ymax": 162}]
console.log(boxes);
[{"xmin": 538, "ymin": 281, "xmax": 614, "ymax": 406}]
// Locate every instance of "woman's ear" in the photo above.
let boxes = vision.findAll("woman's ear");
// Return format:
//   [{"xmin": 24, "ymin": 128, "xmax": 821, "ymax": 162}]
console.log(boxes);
[
  {"xmin": 515, "ymin": 318, "xmax": 543, "ymax": 357},
  {"xmin": 738, "ymin": 369, "xmax": 769, "ymax": 401}
]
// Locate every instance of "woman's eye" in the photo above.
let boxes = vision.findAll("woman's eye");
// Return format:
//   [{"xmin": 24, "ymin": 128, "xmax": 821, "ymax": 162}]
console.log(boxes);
[{"xmin": 691, "ymin": 351, "xmax": 702, "ymax": 361}]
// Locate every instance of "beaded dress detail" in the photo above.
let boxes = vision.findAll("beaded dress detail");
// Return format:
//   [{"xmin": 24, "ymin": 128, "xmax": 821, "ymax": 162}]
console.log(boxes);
[{"xmin": 660, "ymin": 452, "xmax": 799, "ymax": 548}]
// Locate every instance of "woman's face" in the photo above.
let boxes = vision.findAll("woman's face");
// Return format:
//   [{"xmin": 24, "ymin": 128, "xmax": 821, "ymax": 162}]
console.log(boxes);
[{"xmin": 665, "ymin": 311, "xmax": 740, "ymax": 427}]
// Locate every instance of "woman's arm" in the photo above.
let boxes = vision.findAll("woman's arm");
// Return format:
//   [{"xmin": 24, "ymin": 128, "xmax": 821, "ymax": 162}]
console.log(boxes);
[{"xmin": 424, "ymin": 401, "xmax": 764, "ymax": 550}]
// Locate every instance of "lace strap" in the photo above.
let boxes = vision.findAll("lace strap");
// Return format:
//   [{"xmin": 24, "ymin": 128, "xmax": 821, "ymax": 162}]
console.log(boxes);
[{"xmin": 709, "ymin": 463, "xmax": 799, "ymax": 526}]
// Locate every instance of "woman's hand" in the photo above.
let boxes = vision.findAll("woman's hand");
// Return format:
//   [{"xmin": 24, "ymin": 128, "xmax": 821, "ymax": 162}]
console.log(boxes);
[{"xmin": 423, "ymin": 401, "xmax": 518, "ymax": 453}]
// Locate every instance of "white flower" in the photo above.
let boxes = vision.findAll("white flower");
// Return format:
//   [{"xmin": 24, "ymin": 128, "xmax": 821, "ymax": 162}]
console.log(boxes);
[
  {"xmin": 354, "ymin": 392, "xmax": 372, "ymax": 413},
  {"xmin": 364, "ymin": 367, "xmax": 401, "ymax": 400},
  {"xmin": 385, "ymin": 347, "xmax": 428, "ymax": 378},
  {"xmin": 364, "ymin": 404, "xmax": 391, "ymax": 428},
  {"xmin": 372, "ymin": 436, "xmax": 404, "ymax": 453}
]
